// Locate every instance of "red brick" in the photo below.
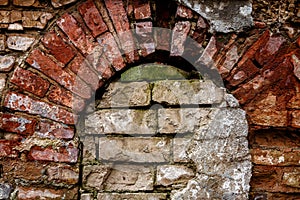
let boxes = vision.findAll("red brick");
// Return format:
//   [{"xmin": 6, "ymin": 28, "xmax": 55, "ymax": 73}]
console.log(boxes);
[
  {"xmin": 0, "ymin": 140, "xmax": 18, "ymax": 158},
  {"xmin": 227, "ymin": 59, "xmax": 259, "ymax": 87},
  {"xmin": 4, "ymin": 91, "xmax": 77, "ymax": 125},
  {"xmin": 26, "ymin": 49, "xmax": 91, "ymax": 99},
  {"xmin": 68, "ymin": 55, "xmax": 100, "ymax": 90},
  {"xmin": 97, "ymin": 32, "xmax": 125, "ymax": 71},
  {"xmin": 238, "ymin": 30, "xmax": 270, "ymax": 68},
  {"xmin": 78, "ymin": 0, "xmax": 108, "ymax": 37},
  {"xmin": 135, "ymin": 21, "xmax": 155, "ymax": 57},
  {"xmin": 36, "ymin": 120, "xmax": 74, "ymax": 139},
  {"xmin": 28, "ymin": 144, "xmax": 78, "ymax": 163},
  {"xmin": 0, "ymin": 113, "xmax": 36, "ymax": 135},
  {"xmin": 95, "ymin": 55, "xmax": 115, "ymax": 80},
  {"xmin": 176, "ymin": 5, "xmax": 193, "ymax": 19},
  {"xmin": 170, "ymin": 21, "xmax": 191, "ymax": 57},
  {"xmin": 41, "ymin": 31, "xmax": 75, "ymax": 65},
  {"xmin": 17, "ymin": 186, "xmax": 78, "ymax": 200},
  {"xmin": 0, "ymin": 0, "xmax": 8, "ymax": 5},
  {"xmin": 104, "ymin": 0, "xmax": 138, "ymax": 63},
  {"xmin": 252, "ymin": 148, "xmax": 300, "ymax": 166},
  {"xmin": 155, "ymin": 29, "xmax": 171, "ymax": 51},
  {"xmin": 47, "ymin": 85, "xmax": 85, "ymax": 113},
  {"xmin": 255, "ymin": 35, "xmax": 286, "ymax": 66},
  {"xmin": 133, "ymin": 0, "xmax": 151, "ymax": 20},
  {"xmin": 297, "ymin": 36, "xmax": 300, "ymax": 47},
  {"xmin": 197, "ymin": 36, "xmax": 217, "ymax": 65},
  {"xmin": 10, "ymin": 67, "xmax": 50, "ymax": 97},
  {"xmin": 57, "ymin": 13, "xmax": 96, "ymax": 55}
]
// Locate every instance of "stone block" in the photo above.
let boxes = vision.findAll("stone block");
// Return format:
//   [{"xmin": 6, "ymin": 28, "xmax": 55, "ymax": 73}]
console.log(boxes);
[
  {"xmin": 0, "ymin": 34, "xmax": 5, "ymax": 51},
  {"xmin": 97, "ymin": 193, "xmax": 167, "ymax": 200},
  {"xmin": 22, "ymin": 11, "xmax": 53, "ymax": 29},
  {"xmin": 152, "ymin": 80, "xmax": 224, "ymax": 105},
  {"xmin": 104, "ymin": 165, "xmax": 154, "ymax": 191},
  {"xmin": 97, "ymin": 81, "xmax": 151, "ymax": 108},
  {"xmin": 51, "ymin": 0, "xmax": 77, "ymax": 8},
  {"xmin": 98, "ymin": 137, "xmax": 170, "ymax": 163},
  {"xmin": 0, "ymin": 55, "xmax": 15, "ymax": 71},
  {"xmin": 173, "ymin": 137, "xmax": 192, "ymax": 162},
  {"xmin": 0, "ymin": 183, "xmax": 12, "ymax": 200},
  {"xmin": 47, "ymin": 165, "xmax": 79, "ymax": 185},
  {"xmin": 82, "ymin": 165, "xmax": 111, "ymax": 190},
  {"xmin": 156, "ymin": 165, "xmax": 194, "ymax": 186},
  {"xmin": 0, "ymin": 73, "xmax": 6, "ymax": 95},
  {"xmin": 7, "ymin": 35, "xmax": 35, "ymax": 51},
  {"xmin": 282, "ymin": 172, "xmax": 300, "ymax": 188},
  {"xmin": 81, "ymin": 193, "xmax": 93, "ymax": 200},
  {"xmin": 85, "ymin": 109, "xmax": 157, "ymax": 135},
  {"xmin": 170, "ymin": 21, "xmax": 191, "ymax": 56},
  {"xmin": 81, "ymin": 136, "xmax": 97, "ymax": 162}
]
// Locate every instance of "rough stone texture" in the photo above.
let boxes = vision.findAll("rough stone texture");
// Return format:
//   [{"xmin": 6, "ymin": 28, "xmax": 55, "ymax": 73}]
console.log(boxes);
[
  {"xmin": 97, "ymin": 193, "xmax": 168, "ymax": 200},
  {"xmin": 156, "ymin": 165, "xmax": 194, "ymax": 186},
  {"xmin": 98, "ymin": 137, "xmax": 170, "ymax": 163},
  {"xmin": 173, "ymin": 138, "xmax": 192, "ymax": 162},
  {"xmin": 7, "ymin": 35, "xmax": 35, "ymax": 51},
  {"xmin": 152, "ymin": 80, "xmax": 224, "ymax": 105},
  {"xmin": 82, "ymin": 165, "xmax": 111, "ymax": 191},
  {"xmin": 47, "ymin": 165, "xmax": 79, "ymax": 185},
  {"xmin": 170, "ymin": 21, "xmax": 191, "ymax": 56},
  {"xmin": 85, "ymin": 109, "xmax": 157, "ymax": 135},
  {"xmin": 0, "ymin": 55, "xmax": 15, "ymax": 72},
  {"xmin": 0, "ymin": 183, "xmax": 12, "ymax": 200},
  {"xmin": 282, "ymin": 172, "xmax": 300, "ymax": 188},
  {"xmin": 0, "ymin": 73, "xmax": 6, "ymax": 94},
  {"xmin": 51, "ymin": 0, "xmax": 77, "ymax": 8},
  {"xmin": 177, "ymin": 0, "xmax": 253, "ymax": 33},
  {"xmin": 97, "ymin": 81, "xmax": 151, "ymax": 108},
  {"xmin": 22, "ymin": 11, "xmax": 53, "ymax": 29},
  {"xmin": 104, "ymin": 165, "xmax": 154, "ymax": 191}
]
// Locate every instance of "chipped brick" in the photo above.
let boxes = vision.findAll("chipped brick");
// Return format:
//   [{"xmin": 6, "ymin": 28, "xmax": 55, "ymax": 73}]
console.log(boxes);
[
  {"xmin": 0, "ymin": 113, "xmax": 36, "ymax": 135},
  {"xmin": 36, "ymin": 120, "xmax": 75, "ymax": 139}
]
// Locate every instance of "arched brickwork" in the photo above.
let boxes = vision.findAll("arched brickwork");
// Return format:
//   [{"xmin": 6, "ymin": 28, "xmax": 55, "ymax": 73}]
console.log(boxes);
[{"xmin": 0, "ymin": 0, "xmax": 299, "ymax": 199}]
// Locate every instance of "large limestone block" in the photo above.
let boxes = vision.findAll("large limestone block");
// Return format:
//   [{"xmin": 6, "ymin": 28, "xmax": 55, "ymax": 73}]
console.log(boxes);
[{"xmin": 98, "ymin": 137, "xmax": 171, "ymax": 163}]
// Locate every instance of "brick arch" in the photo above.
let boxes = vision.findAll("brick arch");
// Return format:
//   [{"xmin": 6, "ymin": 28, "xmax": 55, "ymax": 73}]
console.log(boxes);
[{"xmin": 0, "ymin": 0, "xmax": 300, "ymax": 198}]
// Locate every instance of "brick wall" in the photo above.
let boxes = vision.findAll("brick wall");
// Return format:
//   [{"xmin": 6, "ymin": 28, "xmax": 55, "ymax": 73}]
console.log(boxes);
[{"xmin": 0, "ymin": 0, "xmax": 298, "ymax": 199}]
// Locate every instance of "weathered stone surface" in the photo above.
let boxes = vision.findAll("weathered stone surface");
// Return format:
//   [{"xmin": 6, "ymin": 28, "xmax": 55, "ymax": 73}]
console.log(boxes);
[
  {"xmin": 0, "ymin": 34, "xmax": 5, "ymax": 51},
  {"xmin": 104, "ymin": 165, "xmax": 154, "ymax": 191},
  {"xmin": 98, "ymin": 137, "xmax": 170, "ymax": 163},
  {"xmin": 156, "ymin": 165, "xmax": 194, "ymax": 186},
  {"xmin": 178, "ymin": 0, "xmax": 253, "ymax": 33},
  {"xmin": 4, "ymin": 91, "xmax": 77, "ymax": 124},
  {"xmin": 81, "ymin": 136, "xmax": 97, "ymax": 162},
  {"xmin": 13, "ymin": 0, "xmax": 35, "ymax": 6},
  {"xmin": 82, "ymin": 165, "xmax": 111, "ymax": 190},
  {"xmin": 0, "ymin": 55, "xmax": 15, "ymax": 71},
  {"xmin": 7, "ymin": 35, "xmax": 35, "ymax": 51},
  {"xmin": 22, "ymin": 11, "xmax": 53, "ymax": 29},
  {"xmin": 291, "ymin": 110, "xmax": 300, "ymax": 128},
  {"xmin": 0, "ymin": 140, "xmax": 18, "ymax": 158},
  {"xmin": 158, "ymin": 108, "xmax": 211, "ymax": 134},
  {"xmin": 152, "ymin": 80, "xmax": 224, "ymax": 105},
  {"xmin": 51, "ymin": 0, "xmax": 77, "ymax": 8},
  {"xmin": 97, "ymin": 81, "xmax": 151, "ymax": 108},
  {"xmin": 81, "ymin": 193, "xmax": 93, "ymax": 200},
  {"xmin": 0, "ymin": 113, "xmax": 37, "ymax": 135},
  {"xmin": 10, "ymin": 67, "xmax": 50, "ymax": 97},
  {"xmin": 135, "ymin": 21, "xmax": 155, "ymax": 56},
  {"xmin": 0, "ymin": 183, "xmax": 12, "ymax": 200},
  {"xmin": 282, "ymin": 172, "xmax": 300, "ymax": 188},
  {"xmin": 16, "ymin": 186, "xmax": 78, "ymax": 200},
  {"xmin": 120, "ymin": 64, "xmax": 191, "ymax": 82},
  {"xmin": 173, "ymin": 138, "xmax": 192, "ymax": 162},
  {"xmin": 291, "ymin": 54, "xmax": 300, "ymax": 80},
  {"xmin": 26, "ymin": 49, "xmax": 92, "ymax": 99},
  {"xmin": 47, "ymin": 165, "xmax": 79, "ymax": 185},
  {"xmin": 85, "ymin": 109, "xmax": 157, "ymax": 135},
  {"xmin": 97, "ymin": 193, "xmax": 167, "ymax": 200},
  {"xmin": 78, "ymin": 0, "xmax": 108, "ymax": 37}
]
